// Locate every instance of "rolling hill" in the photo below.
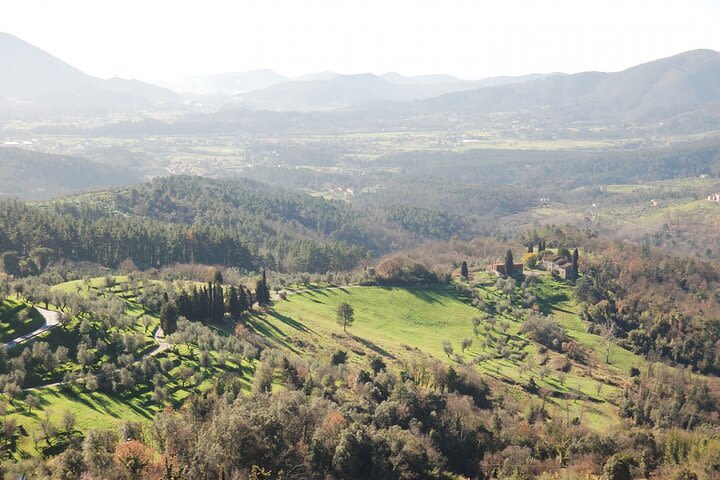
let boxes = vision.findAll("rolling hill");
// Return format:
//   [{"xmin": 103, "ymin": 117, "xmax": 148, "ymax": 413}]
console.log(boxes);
[
  {"xmin": 235, "ymin": 71, "xmax": 562, "ymax": 110},
  {"xmin": 0, "ymin": 147, "xmax": 141, "ymax": 200},
  {"xmin": 411, "ymin": 49, "xmax": 720, "ymax": 124}
]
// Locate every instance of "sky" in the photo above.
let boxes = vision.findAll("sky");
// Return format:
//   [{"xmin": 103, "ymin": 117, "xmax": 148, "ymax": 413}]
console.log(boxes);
[{"xmin": 1, "ymin": 0, "xmax": 719, "ymax": 82}]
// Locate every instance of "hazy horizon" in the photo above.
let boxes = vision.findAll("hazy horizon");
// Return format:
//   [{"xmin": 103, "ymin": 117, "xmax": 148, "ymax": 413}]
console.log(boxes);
[{"xmin": 2, "ymin": 0, "xmax": 719, "ymax": 83}]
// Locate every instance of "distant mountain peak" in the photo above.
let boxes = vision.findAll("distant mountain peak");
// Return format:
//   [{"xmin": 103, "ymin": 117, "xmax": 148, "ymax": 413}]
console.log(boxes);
[{"xmin": 0, "ymin": 33, "xmax": 179, "ymax": 118}]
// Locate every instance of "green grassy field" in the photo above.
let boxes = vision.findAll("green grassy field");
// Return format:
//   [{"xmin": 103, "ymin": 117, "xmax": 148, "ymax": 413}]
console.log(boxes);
[
  {"xmin": 253, "ymin": 276, "xmax": 651, "ymax": 430},
  {"xmin": 0, "ymin": 269, "xmax": 689, "ymax": 456},
  {"xmin": 2, "ymin": 276, "xmax": 254, "ymax": 459}
]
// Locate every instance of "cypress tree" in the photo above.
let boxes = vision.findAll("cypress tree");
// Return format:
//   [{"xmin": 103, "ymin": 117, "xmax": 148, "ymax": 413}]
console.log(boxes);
[
  {"xmin": 159, "ymin": 301, "xmax": 178, "ymax": 335},
  {"xmin": 238, "ymin": 286, "xmax": 249, "ymax": 312},
  {"xmin": 207, "ymin": 282, "xmax": 214, "ymax": 320},
  {"xmin": 214, "ymin": 284, "xmax": 224, "ymax": 321},
  {"xmin": 228, "ymin": 286, "xmax": 240, "ymax": 318},
  {"xmin": 255, "ymin": 269, "xmax": 271, "ymax": 306},
  {"xmin": 213, "ymin": 269, "xmax": 223, "ymax": 284},
  {"xmin": 504, "ymin": 249, "xmax": 515, "ymax": 277},
  {"xmin": 460, "ymin": 261, "xmax": 469, "ymax": 279},
  {"xmin": 572, "ymin": 248, "xmax": 579, "ymax": 278},
  {"xmin": 176, "ymin": 289, "xmax": 191, "ymax": 318}
]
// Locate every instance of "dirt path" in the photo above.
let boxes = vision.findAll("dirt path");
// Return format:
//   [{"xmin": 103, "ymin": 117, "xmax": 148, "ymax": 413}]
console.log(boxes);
[{"xmin": 3, "ymin": 307, "xmax": 61, "ymax": 349}]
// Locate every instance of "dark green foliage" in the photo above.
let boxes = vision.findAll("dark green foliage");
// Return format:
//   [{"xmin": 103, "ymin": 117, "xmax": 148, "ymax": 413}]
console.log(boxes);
[
  {"xmin": 504, "ymin": 249, "xmax": 514, "ymax": 277},
  {"xmin": 332, "ymin": 429, "xmax": 373, "ymax": 478},
  {"xmin": 281, "ymin": 357, "xmax": 302, "ymax": 389},
  {"xmin": 0, "ymin": 147, "xmax": 140, "ymax": 201},
  {"xmin": 255, "ymin": 270, "xmax": 271, "ymax": 306},
  {"xmin": 572, "ymin": 248, "xmax": 579, "ymax": 277},
  {"xmin": 384, "ymin": 204, "xmax": 462, "ymax": 237},
  {"xmin": 525, "ymin": 377, "xmax": 539, "ymax": 394},
  {"xmin": 330, "ymin": 350, "xmax": 348, "ymax": 366},
  {"xmin": 369, "ymin": 355, "xmax": 386, "ymax": 374},
  {"xmin": 1, "ymin": 251, "xmax": 20, "ymax": 276},
  {"xmin": 460, "ymin": 261, "xmax": 469, "ymax": 279},
  {"xmin": 621, "ymin": 364, "xmax": 718, "ymax": 429},
  {"xmin": 0, "ymin": 200, "xmax": 253, "ymax": 271},
  {"xmin": 113, "ymin": 176, "xmax": 372, "ymax": 272},
  {"xmin": 577, "ymin": 242, "xmax": 720, "ymax": 374},
  {"xmin": 519, "ymin": 315, "xmax": 570, "ymax": 352},
  {"xmin": 335, "ymin": 302, "xmax": 354, "ymax": 332},
  {"xmin": 603, "ymin": 453, "xmax": 636, "ymax": 480},
  {"xmin": 159, "ymin": 301, "xmax": 178, "ymax": 335}
]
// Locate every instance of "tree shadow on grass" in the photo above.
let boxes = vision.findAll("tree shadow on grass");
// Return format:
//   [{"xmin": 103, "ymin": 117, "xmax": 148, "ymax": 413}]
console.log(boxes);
[
  {"xmin": 267, "ymin": 310, "xmax": 314, "ymax": 334},
  {"xmin": 350, "ymin": 334, "xmax": 396, "ymax": 360}
]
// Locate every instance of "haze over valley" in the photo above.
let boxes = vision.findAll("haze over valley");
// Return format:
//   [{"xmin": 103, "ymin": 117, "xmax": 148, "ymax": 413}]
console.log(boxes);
[{"xmin": 1, "ymin": 2, "xmax": 720, "ymax": 478}]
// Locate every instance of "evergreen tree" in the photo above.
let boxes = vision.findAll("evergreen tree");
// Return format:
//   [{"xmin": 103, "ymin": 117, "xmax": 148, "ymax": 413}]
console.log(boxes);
[
  {"xmin": 572, "ymin": 248, "xmax": 579, "ymax": 278},
  {"xmin": 228, "ymin": 286, "xmax": 241, "ymax": 318},
  {"xmin": 159, "ymin": 301, "xmax": 178, "ymax": 335},
  {"xmin": 238, "ymin": 286, "xmax": 249, "ymax": 312},
  {"xmin": 206, "ymin": 283, "xmax": 214, "ymax": 320},
  {"xmin": 213, "ymin": 284, "xmax": 225, "ymax": 322},
  {"xmin": 504, "ymin": 249, "xmax": 515, "ymax": 277},
  {"xmin": 190, "ymin": 285, "xmax": 201, "ymax": 321},
  {"xmin": 460, "ymin": 261, "xmax": 469, "ymax": 279},
  {"xmin": 255, "ymin": 269, "xmax": 271, "ymax": 306},
  {"xmin": 176, "ymin": 289, "xmax": 191, "ymax": 319},
  {"xmin": 213, "ymin": 270, "xmax": 223, "ymax": 284},
  {"xmin": 527, "ymin": 244, "xmax": 534, "ymax": 254}
]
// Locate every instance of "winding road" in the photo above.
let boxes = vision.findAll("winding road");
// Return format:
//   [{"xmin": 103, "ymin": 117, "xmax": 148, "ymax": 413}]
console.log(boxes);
[{"xmin": 3, "ymin": 307, "xmax": 61, "ymax": 349}]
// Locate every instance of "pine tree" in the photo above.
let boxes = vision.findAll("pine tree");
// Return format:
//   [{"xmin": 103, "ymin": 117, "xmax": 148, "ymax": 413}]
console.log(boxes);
[
  {"xmin": 213, "ymin": 270, "xmax": 223, "ymax": 284},
  {"xmin": 460, "ymin": 261, "xmax": 469, "ymax": 279},
  {"xmin": 504, "ymin": 249, "xmax": 515, "ymax": 277},
  {"xmin": 527, "ymin": 244, "xmax": 534, "ymax": 254},
  {"xmin": 335, "ymin": 302, "xmax": 354, "ymax": 332}
]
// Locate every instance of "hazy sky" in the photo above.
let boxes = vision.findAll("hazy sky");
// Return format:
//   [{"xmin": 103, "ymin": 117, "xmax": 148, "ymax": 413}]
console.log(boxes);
[{"xmin": 2, "ymin": 0, "xmax": 718, "ymax": 82}]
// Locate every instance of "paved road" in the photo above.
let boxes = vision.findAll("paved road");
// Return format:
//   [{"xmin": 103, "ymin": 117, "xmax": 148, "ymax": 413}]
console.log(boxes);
[
  {"xmin": 4, "ymin": 307, "xmax": 61, "ymax": 349},
  {"xmin": 149, "ymin": 326, "xmax": 171, "ymax": 357},
  {"xmin": 23, "ymin": 324, "xmax": 172, "ymax": 392}
]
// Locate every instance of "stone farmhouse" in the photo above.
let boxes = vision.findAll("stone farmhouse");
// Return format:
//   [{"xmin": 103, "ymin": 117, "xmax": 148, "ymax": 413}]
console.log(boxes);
[
  {"xmin": 540, "ymin": 255, "xmax": 577, "ymax": 280},
  {"xmin": 487, "ymin": 262, "xmax": 524, "ymax": 277}
]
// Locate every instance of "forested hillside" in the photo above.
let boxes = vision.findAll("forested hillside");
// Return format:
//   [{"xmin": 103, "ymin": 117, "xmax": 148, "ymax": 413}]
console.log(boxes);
[{"xmin": 0, "ymin": 148, "xmax": 141, "ymax": 200}]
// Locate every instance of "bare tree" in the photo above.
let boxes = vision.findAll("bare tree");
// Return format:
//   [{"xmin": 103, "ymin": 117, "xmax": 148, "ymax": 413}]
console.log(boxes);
[{"xmin": 599, "ymin": 321, "xmax": 617, "ymax": 364}]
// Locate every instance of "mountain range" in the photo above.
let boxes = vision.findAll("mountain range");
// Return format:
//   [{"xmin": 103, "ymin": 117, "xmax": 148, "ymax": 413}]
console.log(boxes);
[
  {"xmin": 408, "ymin": 49, "xmax": 720, "ymax": 121},
  {"xmin": 1, "ymin": 32, "xmax": 719, "ymax": 132},
  {"xmin": 0, "ymin": 32, "xmax": 179, "ymax": 118}
]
